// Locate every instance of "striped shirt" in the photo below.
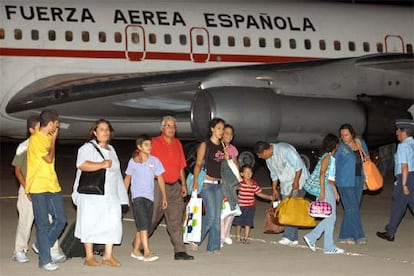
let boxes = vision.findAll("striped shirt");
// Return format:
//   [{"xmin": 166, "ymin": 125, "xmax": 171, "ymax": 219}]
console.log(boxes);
[{"xmin": 237, "ymin": 179, "xmax": 262, "ymax": 207}]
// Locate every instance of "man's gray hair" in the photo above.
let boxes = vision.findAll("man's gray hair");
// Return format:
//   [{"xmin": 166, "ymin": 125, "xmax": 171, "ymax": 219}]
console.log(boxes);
[{"xmin": 161, "ymin": 115, "xmax": 177, "ymax": 127}]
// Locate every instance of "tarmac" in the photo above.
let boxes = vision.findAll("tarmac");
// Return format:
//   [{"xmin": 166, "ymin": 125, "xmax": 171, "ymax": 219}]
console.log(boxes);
[{"xmin": 0, "ymin": 141, "xmax": 413, "ymax": 276}]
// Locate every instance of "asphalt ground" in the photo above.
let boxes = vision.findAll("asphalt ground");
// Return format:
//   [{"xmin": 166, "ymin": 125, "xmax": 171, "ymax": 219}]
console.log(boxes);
[{"xmin": 0, "ymin": 141, "xmax": 413, "ymax": 276}]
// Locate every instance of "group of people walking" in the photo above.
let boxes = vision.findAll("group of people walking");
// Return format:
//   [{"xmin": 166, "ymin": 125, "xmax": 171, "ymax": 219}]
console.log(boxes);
[{"xmin": 10, "ymin": 109, "xmax": 414, "ymax": 270}]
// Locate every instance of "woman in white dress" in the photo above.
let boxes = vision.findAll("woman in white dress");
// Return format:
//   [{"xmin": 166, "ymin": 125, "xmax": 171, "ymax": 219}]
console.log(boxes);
[{"xmin": 72, "ymin": 119, "xmax": 128, "ymax": 267}]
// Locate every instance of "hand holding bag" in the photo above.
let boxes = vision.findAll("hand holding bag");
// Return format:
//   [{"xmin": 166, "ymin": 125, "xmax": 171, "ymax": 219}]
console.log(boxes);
[
  {"xmin": 221, "ymin": 197, "xmax": 242, "ymax": 219},
  {"xmin": 309, "ymin": 201, "xmax": 332, "ymax": 218},
  {"xmin": 183, "ymin": 190, "xmax": 203, "ymax": 243},
  {"xmin": 77, "ymin": 141, "xmax": 106, "ymax": 195},
  {"xmin": 357, "ymin": 141, "xmax": 383, "ymax": 191},
  {"xmin": 274, "ymin": 197, "xmax": 316, "ymax": 227}
]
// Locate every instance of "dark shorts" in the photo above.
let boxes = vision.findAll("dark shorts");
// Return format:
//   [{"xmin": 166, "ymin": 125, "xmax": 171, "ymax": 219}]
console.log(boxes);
[
  {"xmin": 233, "ymin": 206, "xmax": 256, "ymax": 228},
  {"xmin": 132, "ymin": 197, "xmax": 153, "ymax": 231}
]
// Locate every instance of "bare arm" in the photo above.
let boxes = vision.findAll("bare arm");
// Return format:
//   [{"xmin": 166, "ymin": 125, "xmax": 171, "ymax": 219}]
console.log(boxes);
[
  {"xmin": 14, "ymin": 166, "xmax": 25, "ymax": 187},
  {"xmin": 79, "ymin": 160, "xmax": 112, "ymax": 172},
  {"xmin": 124, "ymin": 174, "xmax": 132, "ymax": 191},
  {"xmin": 192, "ymin": 142, "xmax": 206, "ymax": 192},
  {"xmin": 256, "ymin": 191, "xmax": 273, "ymax": 201},
  {"xmin": 272, "ymin": 180, "xmax": 280, "ymax": 200},
  {"xmin": 318, "ymin": 155, "xmax": 329, "ymax": 201},
  {"xmin": 179, "ymin": 168, "xmax": 187, "ymax": 197},
  {"xmin": 402, "ymin": 163, "xmax": 409, "ymax": 195},
  {"xmin": 157, "ymin": 175, "xmax": 168, "ymax": 209}
]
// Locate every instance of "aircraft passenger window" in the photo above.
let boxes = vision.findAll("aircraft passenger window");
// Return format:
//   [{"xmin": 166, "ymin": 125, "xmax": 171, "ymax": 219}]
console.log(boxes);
[
  {"xmin": 131, "ymin": 33, "xmax": 139, "ymax": 44},
  {"xmin": 48, "ymin": 30, "xmax": 56, "ymax": 41},
  {"xmin": 243, "ymin": 37, "xmax": 251, "ymax": 47},
  {"xmin": 14, "ymin": 29, "xmax": 22, "ymax": 40},
  {"xmin": 407, "ymin": 44, "xmax": 413, "ymax": 53},
  {"xmin": 99, "ymin": 32, "xmax": 106, "ymax": 43},
  {"xmin": 274, "ymin": 38, "xmax": 281, "ymax": 48},
  {"xmin": 304, "ymin": 39, "xmax": 311, "ymax": 50},
  {"xmin": 164, "ymin": 34, "xmax": 172, "ymax": 45},
  {"xmin": 228, "ymin": 36, "xmax": 235, "ymax": 47},
  {"xmin": 65, "ymin": 31, "xmax": 73, "ymax": 42},
  {"xmin": 31, "ymin": 30, "xmax": 39, "ymax": 41},
  {"xmin": 376, "ymin": 43, "xmax": 383, "ymax": 53},
  {"xmin": 149, "ymin": 33, "xmax": 156, "ymax": 44},
  {"xmin": 319, "ymin": 40, "xmax": 326, "ymax": 50},
  {"xmin": 348, "ymin": 41, "xmax": 355, "ymax": 51},
  {"xmin": 179, "ymin": 34, "xmax": 187, "ymax": 45},
  {"xmin": 259, "ymin": 37, "xmax": 266, "ymax": 48},
  {"xmin": 82, "ymin": 31, "xmax": 90, "ymax": 42},
  {"xmin": 289, "ymin": 39, "xmax": 296, "ymax": 49},
  {"xmin": 363, "ymin": 42, "xmax": 370, "ymax": 52},
  {"xmin": 213, "ymin": 35, "xmax": 220, "ymax": 46},
  {"xmin": 114, "ymin": 32, "xmax": 122, "ymax": 43},
  {"xmin": 334, "ymin": 40, "xmax": 341, "ymax": 51},
  {"xmin": 0, "ymin": 28, "xmax": 4, "ymax": 39},
  {"xmin": 196, "ymin": 35, "xmax": 203, "ymax": 46}
]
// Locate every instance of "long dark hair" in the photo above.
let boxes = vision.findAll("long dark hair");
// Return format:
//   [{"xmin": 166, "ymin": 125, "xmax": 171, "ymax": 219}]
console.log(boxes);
[{"xmin": 88, "ymin": 119, "xmax": 114, "ymax": 142}]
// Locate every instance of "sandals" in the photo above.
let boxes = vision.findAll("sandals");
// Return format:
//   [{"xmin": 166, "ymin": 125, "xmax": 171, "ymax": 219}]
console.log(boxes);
[
  {"xmin": 189, "ymin": 242, "xmax": 199, "ymax": 252},
  {"xmin": 240, "ymin": 238, "xmax": 250, "ymax": 244}
]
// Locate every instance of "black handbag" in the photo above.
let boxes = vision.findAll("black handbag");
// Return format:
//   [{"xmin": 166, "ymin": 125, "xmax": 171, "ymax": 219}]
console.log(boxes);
[{"xmin": 77, "ymin": 141, "xmax": 106, "ymax": 195}]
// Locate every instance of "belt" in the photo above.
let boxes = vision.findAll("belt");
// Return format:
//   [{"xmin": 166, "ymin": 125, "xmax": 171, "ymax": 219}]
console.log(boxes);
[
  {"xmin": 165, "ymin": 180, "xmax": 179, "ymax": 185},
  {"xmin": 204, "ymin": 179, "xmax": 221, "ymax": 184}
]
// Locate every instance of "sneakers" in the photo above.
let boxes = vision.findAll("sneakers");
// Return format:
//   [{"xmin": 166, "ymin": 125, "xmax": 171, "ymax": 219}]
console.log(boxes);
[
  {"xmin": 278, "ymin": 237, "xmax": 298, "ymax": 246},
  {"xmin": 12, "ymin": 251, "xmax": 29, "ymax": 263},
  {"xmin": 143, "ymin": 255, "xmax": 159, "ymax": 262},
  {"xmin": 42, "ymin": 262, "xmax": 59, "ymax": 271},
  {"xmin": 324, "ymin": 247, "xmax": 345, "ymax": 255},
  {"xmin": 32, "ymin": 243, "xmax": 66, "ymax": 263},
  {"xmin": 130, "ymin": 252, "xmax": 144, "ymax": 261},
  {"xmin": 303, "ymin": 236, "xmax": 316, "ymax": 252},
  {"xmin": 224, "ymin": 237, "xmax": 233, "ymax": 245}
]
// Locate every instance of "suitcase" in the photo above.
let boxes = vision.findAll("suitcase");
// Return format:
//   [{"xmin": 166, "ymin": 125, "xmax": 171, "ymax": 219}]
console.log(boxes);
[{"xmin": 60, "ymin": 221, "xmax": 85, "ymax": 258}]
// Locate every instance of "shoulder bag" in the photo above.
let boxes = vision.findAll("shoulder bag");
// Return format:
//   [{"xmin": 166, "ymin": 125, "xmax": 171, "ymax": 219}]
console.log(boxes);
[
  {"xmin": 77, "ymin": 141, "xmax": 106, "ymax": 195},
  {"xmin": 356, "ymin": 140, "xmax": 383, "ymax": 191}
]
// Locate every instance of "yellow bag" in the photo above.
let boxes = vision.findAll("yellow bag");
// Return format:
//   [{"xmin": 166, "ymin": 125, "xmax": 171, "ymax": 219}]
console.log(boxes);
[{"xmin": 274, "ymin": 197, "xmax": 316, "ymax": 228}]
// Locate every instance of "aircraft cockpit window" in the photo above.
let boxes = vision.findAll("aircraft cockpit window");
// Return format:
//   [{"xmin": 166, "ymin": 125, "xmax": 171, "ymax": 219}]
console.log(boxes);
[
  {"xmin": 213, "ymin": 35, "xmax": 220, "ymax": 46},
  {"xmin": 334, "ymin": 40, "xmax": 341, "ymax": 51},
  {"xmin": 99, "ymin": 32, "xmax": 106, "ymax": 43},
  {"xmin": 179, "ymin": 34, "xmax": 187, "ymax": 45},
  {"xmin": 196, "ymin": 35, "xmax": 204, "ymax": 46},
  {"xmin": 289, "ymin": 39, "xmax": 296, "ymax": 49},
  {"xmin": 82, "ymin": 31, "xmax": 90, "ymax": 42},
  {"xmin": 114, "ymin": 32, "xmax": 122, "ymax": 43},
  {"xmin": 348, "ymin": 41, "xmax": 355, "ymax": 51},
  {"xmin": 319, "ymin": 40, "xmax": 326, "ymax": 50},
  {"xmin": 407, "ymin": 44, "xmax": 413, "ymax": 53},
  {"xmin": 48, "ymin": 30, "xmax": 56, "ymax": 41},
  {"xmin": 149, "ymin": 33, "xmax": 157, "ymax": 44},
  {"xmin": 0, "ymin": 28, "xmax": 4, "ymax": 40},
  {"xmin": 14, "ymin": 29, "xmax": 22, "ymax": 40},
  {"xmin": 228, "ymin": 36, "xmax": 235, "ymax": 47},
  {"xmin": 65, "ymin": 31, "xmax": 73, "ymax": 42},
  {"xmin": 243, "ymin": 37, "xmax": 251, "ymax": 47},
  {"xmin": 131, "ymin": 33, "xmax": 139, "ymax": 44},
  {"xmin": 363, "ymin": 42, "xmax": 370, "ymax": 52},
  {"xmin": 259, "ymin": 37, "xmax": 266, "ymax": 48},
  {"xmin": 31, "ymin": 30, "xmax": 39, "ymax": 41},
  {"xmin": 164, "ymin": 34, "xmax": 172, "ymax": 45},
  {"xmin": 376, "ymin": 43, "xmax": 383, "ymax": 53},
  {"xmin": 274, "ymin": 38, "xmax": 281, "ymax": 48},
  {"xmin": 304, "ymin": 39, "xmax": 311, "ymax": 50}
]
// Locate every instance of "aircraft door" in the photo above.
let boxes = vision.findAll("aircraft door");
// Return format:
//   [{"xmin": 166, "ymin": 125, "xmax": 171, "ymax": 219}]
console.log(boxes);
[
  {"xmin": 125, "ymin": 25, "xmax": 146, "ymax": 61},
  {"xmin": 385, "ymin": 35, "xmax": 404, "ymax": 53},
  {"xmin": 190, "ymin": 27, "xmax": 210, "ymax": 63}
]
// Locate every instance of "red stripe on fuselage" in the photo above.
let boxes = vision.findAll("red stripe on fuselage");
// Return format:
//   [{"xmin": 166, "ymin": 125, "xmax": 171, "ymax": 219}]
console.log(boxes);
[{"xmin": 0, "ymin": 47, "xmax": 320, "ymax": 63}]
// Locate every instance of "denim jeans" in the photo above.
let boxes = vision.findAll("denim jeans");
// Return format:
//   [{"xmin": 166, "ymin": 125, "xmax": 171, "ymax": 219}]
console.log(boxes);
[
  {"xmin": 31, "ymin": 192, "xmax": 67, "ymax": 267},
  {"xmin": 305, "ymin": 184, "xmax": 337, "ymax": 252},
  {"xmin": 281, "ymin": 190, "xmax": 304, "ymax": 241},
  {"xmin": 199, "ymin": 183, "xmax": 223, "ymax": 252},
  {"xmin": 337, "ymin": 176, "xmax": 366, "ymax": 242}
]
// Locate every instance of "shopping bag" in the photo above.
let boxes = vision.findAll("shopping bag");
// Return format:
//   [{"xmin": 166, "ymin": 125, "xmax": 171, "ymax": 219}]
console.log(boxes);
[
  {"xmin": 308, "ymin": 201, "xmax": 332, "ymax": 218},
  {"xmin": 220, "ymin": 197, "xmax": 242, "ymax": 219},
  {"xmin": 274, "ymin": 197, "xmax": 316, "ymax": 227},
  {"xmin": 183, "ymin": 190, "xmax": 203, "ymax": 243},
  {"xmin": 186, "ymin": 169, "xmax": 206, "ymax": 195},
  {"xmin": 263, "ymin": 207, "xmax": 284, "ymax": 234}
]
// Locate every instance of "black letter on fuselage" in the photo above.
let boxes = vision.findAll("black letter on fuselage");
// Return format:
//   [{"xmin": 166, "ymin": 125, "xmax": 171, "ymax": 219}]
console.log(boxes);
[
  {"xmin": 204, "ymin": 13, "xmax": 217, "ymax": 27},
  {"xmin": 50, "ymin": 7, "xmax": 64, "ymax": 22},
  {"xmin": 65, "ymin": 8, "xmax": 77, "ymax": 22},
  {"xmin": 303, "ymin": 17, "xmax": 315, "ymax": 31},
  {"xmin": 142, "ymin": 11, "xmax": 155, "ymax": 25},
  {"xmin": 114, "ymin": 9, "xmax": 127, "ymax": 24},
  {"xmin": 172, "ymin": 11, "xmax": 186, "ymax": 26},
  {"xmin": 81, "ymin": 8, "xmax": 95, "ymax": 23},
  {"xmin": 5, "ymin": 5, "xmax": 17, "ymax": 20}
]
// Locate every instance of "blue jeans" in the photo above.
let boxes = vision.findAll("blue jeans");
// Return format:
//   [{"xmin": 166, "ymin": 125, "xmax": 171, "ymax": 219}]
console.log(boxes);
[
  {"xmin": 199, "ymin": 183, "xmax": 223, "ymax": 252},
  {"xmin": 31, "ymin": 192, "xmax": 67, "ymax": 267},
  {"xmin": 281, "ymin": 190, "xmax": 304, "ymax": 241},
  {"xmin": 337, "ymin": 176, "xmax": 366, "ymax": 242},
  {"xmin": 305, "ymin": 184, "xmax": 337, "ymax": 252}
]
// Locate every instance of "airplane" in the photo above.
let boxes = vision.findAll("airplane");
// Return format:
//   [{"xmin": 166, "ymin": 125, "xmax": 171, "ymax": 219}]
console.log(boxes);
[{"xmin": 1, "ymin": 0, "xmax": 413, "ymax": 167}]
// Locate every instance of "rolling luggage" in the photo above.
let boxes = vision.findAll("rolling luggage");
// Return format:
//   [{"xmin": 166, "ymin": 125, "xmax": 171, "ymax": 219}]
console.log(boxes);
[{"xmin": 60, "ymin": 220, "xmax": 85, "ymax": 258}]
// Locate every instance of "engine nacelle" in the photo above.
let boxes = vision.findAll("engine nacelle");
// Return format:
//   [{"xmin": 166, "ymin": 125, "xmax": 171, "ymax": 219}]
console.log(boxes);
[{"xmin": 191, "ymin": 87, "xmax": 366, "ymax": 148}]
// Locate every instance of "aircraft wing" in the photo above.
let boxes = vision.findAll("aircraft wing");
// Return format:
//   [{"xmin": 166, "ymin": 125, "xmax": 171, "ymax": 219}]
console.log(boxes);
[{"xmin": 6, "ymin": 53, "xmax": 413, "ymax": 146}]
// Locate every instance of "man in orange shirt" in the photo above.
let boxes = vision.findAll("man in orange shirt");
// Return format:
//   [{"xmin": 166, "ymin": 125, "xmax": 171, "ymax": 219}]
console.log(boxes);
[
  {"xmin": 26, "ymin": 110, "xmax": 67, "ymax": 271},
  {"xmin": 150, "ymin": 116, "xmax": 194, "ymax": 260}
]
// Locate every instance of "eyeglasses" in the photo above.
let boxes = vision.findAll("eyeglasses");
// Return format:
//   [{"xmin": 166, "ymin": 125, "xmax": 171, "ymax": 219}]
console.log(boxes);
[{"xmin": 163, "ymin": 124, "xmax": 176, "ymax": 129}]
